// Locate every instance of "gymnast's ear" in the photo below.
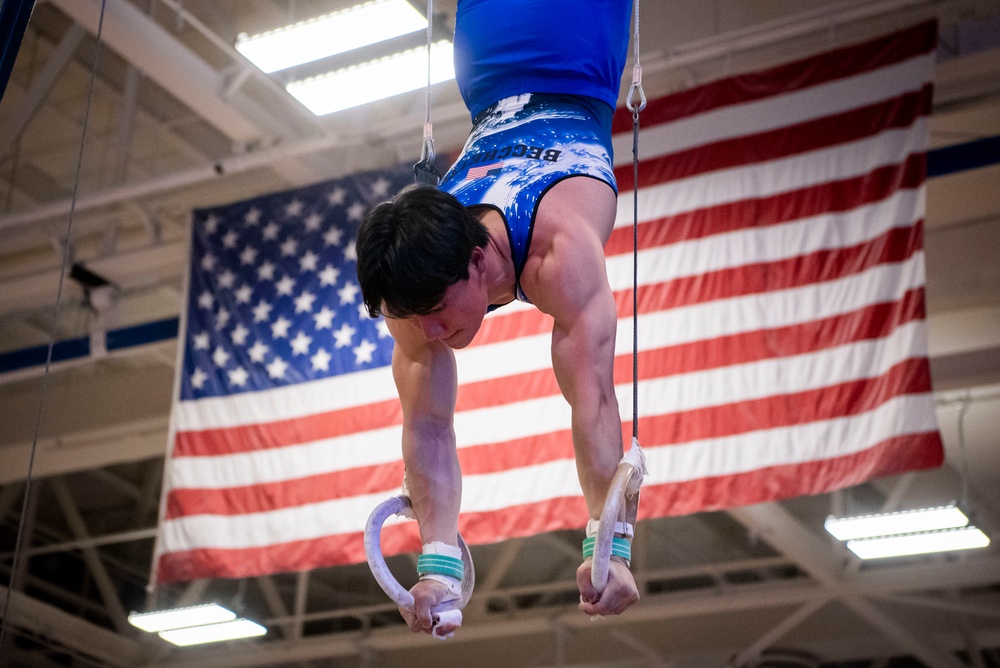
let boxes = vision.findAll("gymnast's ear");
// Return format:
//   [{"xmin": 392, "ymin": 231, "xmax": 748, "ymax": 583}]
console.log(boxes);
[{"xmin": 468, "ymin": 246, "xmax": 486, "ymax": 277}]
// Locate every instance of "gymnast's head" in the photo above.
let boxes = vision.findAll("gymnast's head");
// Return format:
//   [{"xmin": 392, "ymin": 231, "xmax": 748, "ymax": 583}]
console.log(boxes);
[{"xmin": 357, "ymin": 184, "xmax": 490, "ymax": 319}]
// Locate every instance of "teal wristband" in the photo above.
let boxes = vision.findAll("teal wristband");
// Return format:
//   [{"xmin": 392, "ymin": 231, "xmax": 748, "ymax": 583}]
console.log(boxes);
[
  {"xmin": 416, "ymin": 553, "xmax": 464, "ymax": 581},
  {"xmin": 582, "ymin": 536, "xmax": 632, "ymax": 562}
]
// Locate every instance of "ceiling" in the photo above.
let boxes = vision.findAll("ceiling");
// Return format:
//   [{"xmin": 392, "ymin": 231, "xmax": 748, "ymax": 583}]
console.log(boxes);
[{"xmin": 1, "ymin": 1, "xmax": 1000, "ymax": 666}]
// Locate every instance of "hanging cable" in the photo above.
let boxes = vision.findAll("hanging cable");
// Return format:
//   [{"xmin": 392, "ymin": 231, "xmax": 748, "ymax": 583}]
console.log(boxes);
[
  {"xmin": 589, "ymin": 0, "xmax": 649, "ymax": 598},
  {"xmin": 956, "ymin": 393, "xmax": 972, "ymax": 510},
  {"xmin": 0, "ymin": 0, "xmax": 109, "ymax": 653},
  {"xmin": 413, "ymin": 0, "xmax": 440, "ymax": 185},
  {"xmin": 626, "ymin": 0, "xmax": 646, "ymax": 441}
]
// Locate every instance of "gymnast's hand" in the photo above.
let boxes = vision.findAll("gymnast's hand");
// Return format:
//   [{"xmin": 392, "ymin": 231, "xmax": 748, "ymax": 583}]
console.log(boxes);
[
  {"xmin": 400, "ymin": 579, "xmax": 461, "ymax": 636},
  {"xmin": 576, "ymin": 557, "xmax": 639, "ymax": 617}
]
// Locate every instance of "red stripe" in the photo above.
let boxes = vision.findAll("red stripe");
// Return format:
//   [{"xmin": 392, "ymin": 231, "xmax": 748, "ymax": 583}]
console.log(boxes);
[
  {"xmin": 614, "ymin": 85, "xmax": 932, "ymax": 191},
  {"xmin": 636, "ymin": 431, "xmax": 943, "ymax": 518},
  {"xmin": 461, "ymin": 432, "xmax": 942, "ymax": 543},
  {"xmin": 177, "ymin": 151, "xmax": 931, "ymax": 462},
  {"xmin": 172, "ymin": 396, "xmax": 403, "ymax": 458},
  {"xmin": 607, "ymin": 154, "xmax": 926, "ymax": 254},
  {"xmin": 625, "ymin": 222, "xmax": 924, "ymax": 313},
  {"xmin": 166, "ymin": 355, "xmax": 932, "ymax": 516},
  {"xmin": 460, "ymin": 356, "xmax": 934, "ymax": 475},
  {"xmin": 161, "ymin": 23, "xmax": 943, "ymax": 583},
  {"xmin": 610, "ymin": 20, "xmax": 936, "ymax": 133},
  {"xmin": 620, "ymin": 288, "xmax": 927, "ymax": 383},
  {"xmin": 474, "ymin": 213, "xmax": 925, "ymax": 351},
  {"xmin": 173, "ymin": 236, "xmax": 923, "ymax": 464},
  {"xmin": 157, "ymin": 429, "xmax": 942, "ymax": 582},
  {"xmin": 165, "ymin": 460, "xmax": 404, "ymax": 520},
  {"xmin": 463, "ymin": 287, "xmax": 927, "ymax": 414},
  {"xmin": 155, "ymin": 526, "xmax": 416, "ymax": 584}
]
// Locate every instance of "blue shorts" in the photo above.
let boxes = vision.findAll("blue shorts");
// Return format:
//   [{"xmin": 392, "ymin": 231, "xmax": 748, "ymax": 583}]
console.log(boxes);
[{"xmin": 439, "ymin": 93, "xmax": 617, "ymax": 305}]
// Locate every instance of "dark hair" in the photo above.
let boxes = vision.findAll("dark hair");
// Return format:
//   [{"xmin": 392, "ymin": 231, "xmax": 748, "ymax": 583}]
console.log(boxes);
[{"xmin": 356, "ymin": 184, "xmax": 489, "ymax": 318}]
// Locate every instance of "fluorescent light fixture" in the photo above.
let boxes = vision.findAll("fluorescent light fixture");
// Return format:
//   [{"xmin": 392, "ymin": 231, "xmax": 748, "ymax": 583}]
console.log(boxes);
[
  {"xmin": 287, "ymin": 41, "xmax": 454, "ymax": 115},
  {"xmin": 236, "ymin": 0, "xmax": 427, "ymax": 73},
  {"xmin": 158, "ymin": 619, "xmax": 267, "ymax": 647},
  {"xmin": 847, "ymin": 526, "xmax": 990, "ymax": 560},
  {"xmin": 824, "ymin": 504, "xmax": 970, "ymax": 541},
  {"xmin": 128, "ymin": 603, "xmax": 236, "ymax": 633}
]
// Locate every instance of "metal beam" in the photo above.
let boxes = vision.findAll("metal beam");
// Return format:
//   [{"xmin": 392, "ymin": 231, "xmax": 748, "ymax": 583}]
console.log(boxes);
[
  {"xmin": 0, "ymin": 23, "xmax": 86, "ymax": 159},
  {"xmin": 609, "ymin": 628, "xmax": 668, "ymax": 667},
  {"xmin": 0, "ymin": 416, "xmax": 168, "ymax": 485},
  {"xmin": 0, "ymin": 98, "xmax": 470, "ymax": 233},
  {"xmin": 0, "ymin": 239, "xmax": 186, "ymax": 319},
  {"xmin": 728, "ymin": 598, "xmax": 832, "ymax": 667},
  {"xmin": 728, "ymin": 503, "xmax": 971, "ymax": 666},
  {"xmin": 49, "ymin": 477, "xmax": 131, "ymax": 633},
  {"xmin": 49, "ymin": 0, "xmax": 262, "ymax": 144},
  {"xmin": 469, "ymin": 537, "xmax": 523, "ymax": 616},
  {"xmin": 0, "ymin": 526, "xmax": 156, "ymax": 559},
  {"xmin": 871, "ymin": 592, "xmax": 1000, "ymax": 621},
  {"xmin": 728, "ymin": 503, "xmax": 846, "ymax": 586},
  {"xmin": 256, "ymin": 576, "xmax": 294, "ymax": 640},
  {"xmin": 143, "ymin": 574, "xmax": 1000, "ymax": 668},
  {"xmin": 10, "ymin": 479, "xmax": 41, "ymax": 595},
  {"xmin": 293, "ymin": 570, "xmax": 310, "ymax": 641},
  {"xmin": 844, "ymin": 595, "xmax": 966, "ymax": 668},
  {"xmin": 0, "ymin": 584, "xmax": 147, "ymax": 667}
]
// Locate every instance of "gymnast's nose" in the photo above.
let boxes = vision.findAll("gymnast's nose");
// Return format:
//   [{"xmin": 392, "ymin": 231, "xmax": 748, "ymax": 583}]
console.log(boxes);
[{"xmin": 416, "ymin": 315, "xmax": 446, "ymax": 341}]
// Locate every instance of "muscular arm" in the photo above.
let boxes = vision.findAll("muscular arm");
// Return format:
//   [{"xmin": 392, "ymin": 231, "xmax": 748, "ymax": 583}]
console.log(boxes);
[
  {"xmin": 388, "ymin": 318, "xmax": 462, "ymax": 547},
  {"xmin": 525, "ymin": 178, "xmax": 624, "ymax": 518},
  {"xmin": 522, "ymin": 177, "xmax": 639, "ymax": 617},
  {"xmin": 387, "ymin": 317, "xmax": 466, "ymax": 634}
]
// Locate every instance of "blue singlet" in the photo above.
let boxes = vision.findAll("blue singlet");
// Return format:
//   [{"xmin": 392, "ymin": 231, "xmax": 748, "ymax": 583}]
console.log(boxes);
[
  {"xmin": 439, "ymin": 93, "xmax": 616, "ymax": 305},
  {"xmin": 440, "ymin": 0, "xmax": 632, "ymax": 307}
]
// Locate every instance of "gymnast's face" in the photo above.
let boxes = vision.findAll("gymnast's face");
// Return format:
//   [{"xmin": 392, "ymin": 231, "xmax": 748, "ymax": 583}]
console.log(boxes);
[{"xmin": 411, "ymin": 251, "xmax": 489, "ymax": 349}]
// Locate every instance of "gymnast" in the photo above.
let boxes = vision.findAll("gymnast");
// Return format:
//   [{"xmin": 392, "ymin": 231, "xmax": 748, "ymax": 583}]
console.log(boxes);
[{"xmin": 356, "ymin": 0, "xmax": 639, "ymax": 636}]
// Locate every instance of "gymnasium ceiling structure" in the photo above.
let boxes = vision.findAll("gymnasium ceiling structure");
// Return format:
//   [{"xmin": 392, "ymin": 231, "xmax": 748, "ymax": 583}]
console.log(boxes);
[{"xmin": 1, "ymin": 1, "xmax": 1000, "ymax": 666}]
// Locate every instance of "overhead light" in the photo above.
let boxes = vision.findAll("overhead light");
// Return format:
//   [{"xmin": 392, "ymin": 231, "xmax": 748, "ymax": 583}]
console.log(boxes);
[
  {"xmin": 128, "ymin": 604, "xmax": 266, "ymax": 646},
  {"xmin": 287, "ymin": 41, "xmax": 454, "ymax": 115},
  {"xmin": 158, "ymin": 618, "xmax": 267, "ymax": 646},
  {"xmin": 846, "ymin": 526, "xmax": 990, "ymax": 560},
  {"xmin": 236, "ymin": 0, "xmax": 427, "ymax": 74},
  {"xmin": 128, "ymin": 603, "xmax": 236, "ymax": 632},
  {"xmin": 824, "ymin": 504, "xmax": 971, "ymax": 540}
]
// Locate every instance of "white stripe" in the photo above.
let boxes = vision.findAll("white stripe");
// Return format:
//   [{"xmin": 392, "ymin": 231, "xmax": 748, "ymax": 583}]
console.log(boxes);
[
  {"xmin": 457, "ymin": 319, "xmax": 929, "ymax": 450},
  {"xmin": 158, "ymin": 393, "xmax": 938, "ymax": 552},
  {"xmin": 173, "ymin": 246, "xmax": 924, "ymax": 439},
  {"xmin": 611, "ymin": 53, "xmax": 934, "ymax": 166},
  {"xmin": 175, "ymin": 133, "xmax": 926, "ymax": 432},
  {"xmin": 170, "ymin": 314, "xmax": 927, "ymax": 489},
  {"xmin": 614, "ymin": 120, "xmax": 928, "ymax": 227},
  {"xmin": 173, "ymin": 358, "xmax": 397, "ymax": 432},
  {"xmin": 462, "ymin": 252, "xmax": 926, "ymax": 386},
  {"xmin": 631, "ymin": 252, "xmax": 925, "ymax": 352},
  {"xmin": 466, "ymin": 394, "xmax": 939, "ymax": 511},
  {"xmin": 159, "ymin": 489, "xmax": 390, "ymax": 551},
  {"xmin": 476, "ymin": 187, "xmax": 923, "ymax": 314},
  {"xmin": 634, "ymin": 319, "xmax": 928, "ymax": 418},
  {"xmin": 642, "ymin": 393, "xmax": 939, "ymax": 483},
  {"xmin": 606, "ymin": 187, "xmax": 923, "ymax": 287},
  {"xmin": 167, "ymin": 423, "xmax": 404, "ymax": 489}
]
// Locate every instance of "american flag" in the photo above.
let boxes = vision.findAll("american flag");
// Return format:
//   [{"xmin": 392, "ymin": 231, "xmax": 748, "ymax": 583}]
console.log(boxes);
[
  {"xmin": 154, "ymin": 168, "xmax": 412, "ymax": 582},
  {"xmin": 153, "ymin": 20, "xmax": 943, "ymax": 583},
  {"xmin": 465, "ymin": 161, "xmax": 505, "ymax": 179}
]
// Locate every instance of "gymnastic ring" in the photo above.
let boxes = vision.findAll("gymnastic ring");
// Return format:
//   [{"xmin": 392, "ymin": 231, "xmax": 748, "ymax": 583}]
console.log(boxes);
[
  {"xmin": 364, "ymin": 495, "xmax": 476, "ymax": 625},
  {"xmin": 590, "ymin": 461, "xmax": 641, "ymax": 593}
]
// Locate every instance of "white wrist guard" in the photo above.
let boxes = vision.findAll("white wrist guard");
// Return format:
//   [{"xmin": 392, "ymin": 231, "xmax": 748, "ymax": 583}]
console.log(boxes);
[
  {"xmin": 419, "ymin": 573, "xmax": 463, "ymax": 598},
  {"xmin": 422, "ymin": 541, "xmax": 463, "ymax": 559},
  {"xmin": 586, "ymin": 519, "xmax": 634, "ymax": 539}
]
